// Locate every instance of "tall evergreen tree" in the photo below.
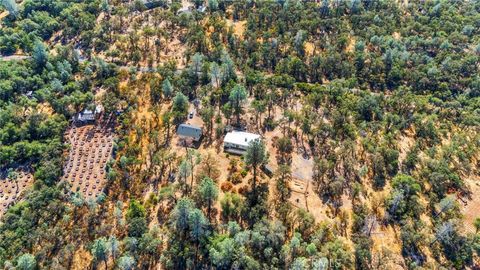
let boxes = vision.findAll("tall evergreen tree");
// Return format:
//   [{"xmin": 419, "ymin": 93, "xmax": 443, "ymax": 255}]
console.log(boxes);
[
  {"xmin": 2, "ymin": 0, "xmax": 18, "ymax": 17},
  {"xmin": 171, "ymin": 92, "xmax": 189, "ymax": 124},
  {"xmin": 197, "ymin": 177, "xmax": 219, "ymax": 220},
  {"xmin": 162, "ymin": 78, "xmax": 173, "ymax": 99},
  {"xmin": 245, "ymin": 139, "xmax": 268, "ymax": 195},
  {"xmin": 229, "ymin": 84, "xmax": 247, "ymax": 126},
  {"xmin": 32, "ymin": 41, "xmax": 48, "ymax": 69}
]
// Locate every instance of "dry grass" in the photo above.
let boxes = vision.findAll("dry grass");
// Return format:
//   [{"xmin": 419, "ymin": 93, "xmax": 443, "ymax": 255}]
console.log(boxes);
[
  {"xmin": 0, "ymin": 11, "xmax": 8, "ymax": 22},
  {"xmin": 305, "ymin": 42, "xmax": 315, "ymax": 56},
  {"xmin": 397, "ymin": 134, "xmax": 414, "ymax": 164},
  {"xmin": 392, "ymin": 32, "xmax": 401, "ymax": 40},
  {"xmin": 346, "ymin": 36, "xmax": 356, "ymax": 53},
  {"xmin": 71, "ymin": 246, "xmax": 93, "ymax": 270},
  {"xmin": 226, "ymin": 19, "xmax": 246, "ymax": 38},
  {"xmin": 69, "ymin": 4, "xmax": 478, "ymax": 268},
  {"xmin": 37, "ymin": 102, "xmax": 54, "ymax": 115}
]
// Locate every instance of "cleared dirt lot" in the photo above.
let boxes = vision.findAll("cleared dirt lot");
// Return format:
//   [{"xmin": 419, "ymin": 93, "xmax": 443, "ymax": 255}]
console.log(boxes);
[{"xmin": 62, "ymin": 123, "xmax": 115, "ymax": 200}]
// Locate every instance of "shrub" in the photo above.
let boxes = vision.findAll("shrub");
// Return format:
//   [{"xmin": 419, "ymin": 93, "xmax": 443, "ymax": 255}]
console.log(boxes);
[{"xmin": 220, "ymin": 181, "xmax": 233, "ymax": 192}]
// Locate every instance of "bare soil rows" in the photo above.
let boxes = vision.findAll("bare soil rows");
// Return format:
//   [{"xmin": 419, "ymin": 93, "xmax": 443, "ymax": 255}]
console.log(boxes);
[
  {"xmin": 0, "ymin": 168, "xmax": 34, "ymax": 216},
  {"xmin": 461, "ymin": 176, "xmax": 480, "ymax": 233},
  {"xmin": 62, "ymin": 123, "xmax": 115, "ymax": 200}
]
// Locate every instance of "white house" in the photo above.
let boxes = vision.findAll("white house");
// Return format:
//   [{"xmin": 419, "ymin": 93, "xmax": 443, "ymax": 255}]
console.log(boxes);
[
  {"xmin": 77, "ymin": 105, "xmax": 103, "ymax": 123},
  {"xmin": 223, "ymin": 131, "xmax": 261, "ymax": 155},
  {"xmin": 78, "ymin": 109, "xmax": 95, "ymax": 122}
]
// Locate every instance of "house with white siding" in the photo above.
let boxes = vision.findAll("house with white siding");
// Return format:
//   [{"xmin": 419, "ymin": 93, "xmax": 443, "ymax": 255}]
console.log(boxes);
[{"xmin": 223, "ymin": 131, "xmax": 261, "ymax": 155}]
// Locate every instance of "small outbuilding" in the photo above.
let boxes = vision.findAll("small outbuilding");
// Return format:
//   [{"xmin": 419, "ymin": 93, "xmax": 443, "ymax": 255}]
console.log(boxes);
[
  {"xmin": 24, "ymin": 91, "xmax": 34, "ymax": 99},
  {"xmin": 176, "ymin": 6, "xmax": 192, "ymax": 15},
  {"xmin": 261, "ymin": 164, "xmax": 274, "ymax": 178},
  {"xmin": 223, "ymin": 131, "xmax": 261, "ymax": 155},
  {"xmin": 177, "ymin": 124, "xmax": 202, "ymax": 142},
  {"xmin": 197, "ymin": 5, "xmax": 206, "ymax": 12},
  {"xmin": 143, "ymin": 0, "xmax": 167, "ymax": 10}
]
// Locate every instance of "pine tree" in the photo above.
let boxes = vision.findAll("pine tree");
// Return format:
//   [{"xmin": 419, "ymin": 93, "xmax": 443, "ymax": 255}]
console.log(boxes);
[
  {"xmin": 117, "ymin": 255, "xmax": 135, "ymax": 270},
  {"xmin": 229, "ymin": 84, "xmax": 247, "ymax": 126},
  {"xmin": 191, "ymin": 53, "xmax": 203, "ymax": 75},
  {"xmin": 171, "ymin": 198, "xmax": 194, "ymax": 234},
  {"xmin": 172, "ymin": 92, "xmax": 189, "ymax": 124},
  {"xmin": 91, "ymin": 238, "xmax": 108, "ymax": 269},
  {"xmin": 16, "ymin": 253, "xmax": 36, "ymax": 270},
  {"xmin": 32, "ymin": 40, "xmax": 48, "ymax": 69},
  {"xmin": 198, "ymin": 177, "xmax": 219, "ymax": 220},
  {"xmin": 208, "ymin": 0, "xmax": 218, "ymax": 11},
  {"xmin": 162, "ymin": 78, "xmax": 173, "ymax": 99},
  {"xmin": 210, "ymin": 62, "xmax": 222, "ymax": 88},
  {"xmin": 245, "ymin": 139, "xmax": 268, "ymax": 196},
  {"xmin": 2, "ymin": 0, "xmax": 18, "ymax": 17}
]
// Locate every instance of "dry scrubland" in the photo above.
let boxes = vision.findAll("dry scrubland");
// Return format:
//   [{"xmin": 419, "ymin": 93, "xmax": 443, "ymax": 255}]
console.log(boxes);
[{"xmin": 0, "ymin": 0, "xmax": 479, "ymax": 269}]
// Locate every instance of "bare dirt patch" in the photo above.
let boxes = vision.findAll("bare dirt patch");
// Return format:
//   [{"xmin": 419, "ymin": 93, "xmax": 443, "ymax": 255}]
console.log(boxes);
[
  {"xmin": 71, "ymin": 246, "xmax": 93, "ymax": 270},
  {"xmin": 226, "ymin": 19, "xmax": 246, "ymax": 38},
  {"xmin": 397, "ymin": 134, "xmax": 414, "ymax": 164},
  {"xmin": 37, "ymin": 102, "xmax": 54, "ymax": 115},
  {"xmin": 305, "ymin": 42, "xmax": 315, "ymax": 56},
  {"xmin": 0, "ymin": 54, "xmax": 30, "ymax": 61},
  {"xmin": 393, "ymin": 32, "xmax": 401, "ymax": 40},
  {"xmin": 346, "ymin": 36, "xmax": 356, "ymax": 53},
  {"xmin": 0, "ymin": 11, "xmax": 8, "ymax": 22}
]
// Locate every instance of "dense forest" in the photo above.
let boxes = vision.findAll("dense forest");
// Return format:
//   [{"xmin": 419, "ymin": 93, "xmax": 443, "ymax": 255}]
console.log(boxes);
[{"xmin": 0, "ymin": 0, "xmax": 479, "ymax": 269}]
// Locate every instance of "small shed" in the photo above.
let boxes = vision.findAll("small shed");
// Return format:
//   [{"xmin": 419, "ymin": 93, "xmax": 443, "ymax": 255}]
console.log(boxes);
[
  {"xmin": 261, "ymin": 164, "xmax": 274, "ymax": 178},
  {"xmin": 143, "ymin": 0, "xmax": 167, "ymax": 10},
  {"xmin": 177, "ymin": 124, "xmax": 202, "ymax": 142},
  {"xmin": 197, "ymin": 5, "xmax": 206, "ymax": 12},
  {"xmin": 223, "ymin": 131, "xmax": 261, "ymax": 154},
  {"xmin": 25, "ymin": 91, "xmax": 33, "ymax": 99}
]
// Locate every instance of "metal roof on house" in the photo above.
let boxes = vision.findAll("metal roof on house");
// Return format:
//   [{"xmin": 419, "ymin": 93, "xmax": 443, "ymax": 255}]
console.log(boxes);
[
  {"xmin": 223, "ymin": 131, "xmax": 260, "ymax": 148},
  {"xmin": 177, "ymin": 124, "xmax": 202, "ymax": 139}
]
